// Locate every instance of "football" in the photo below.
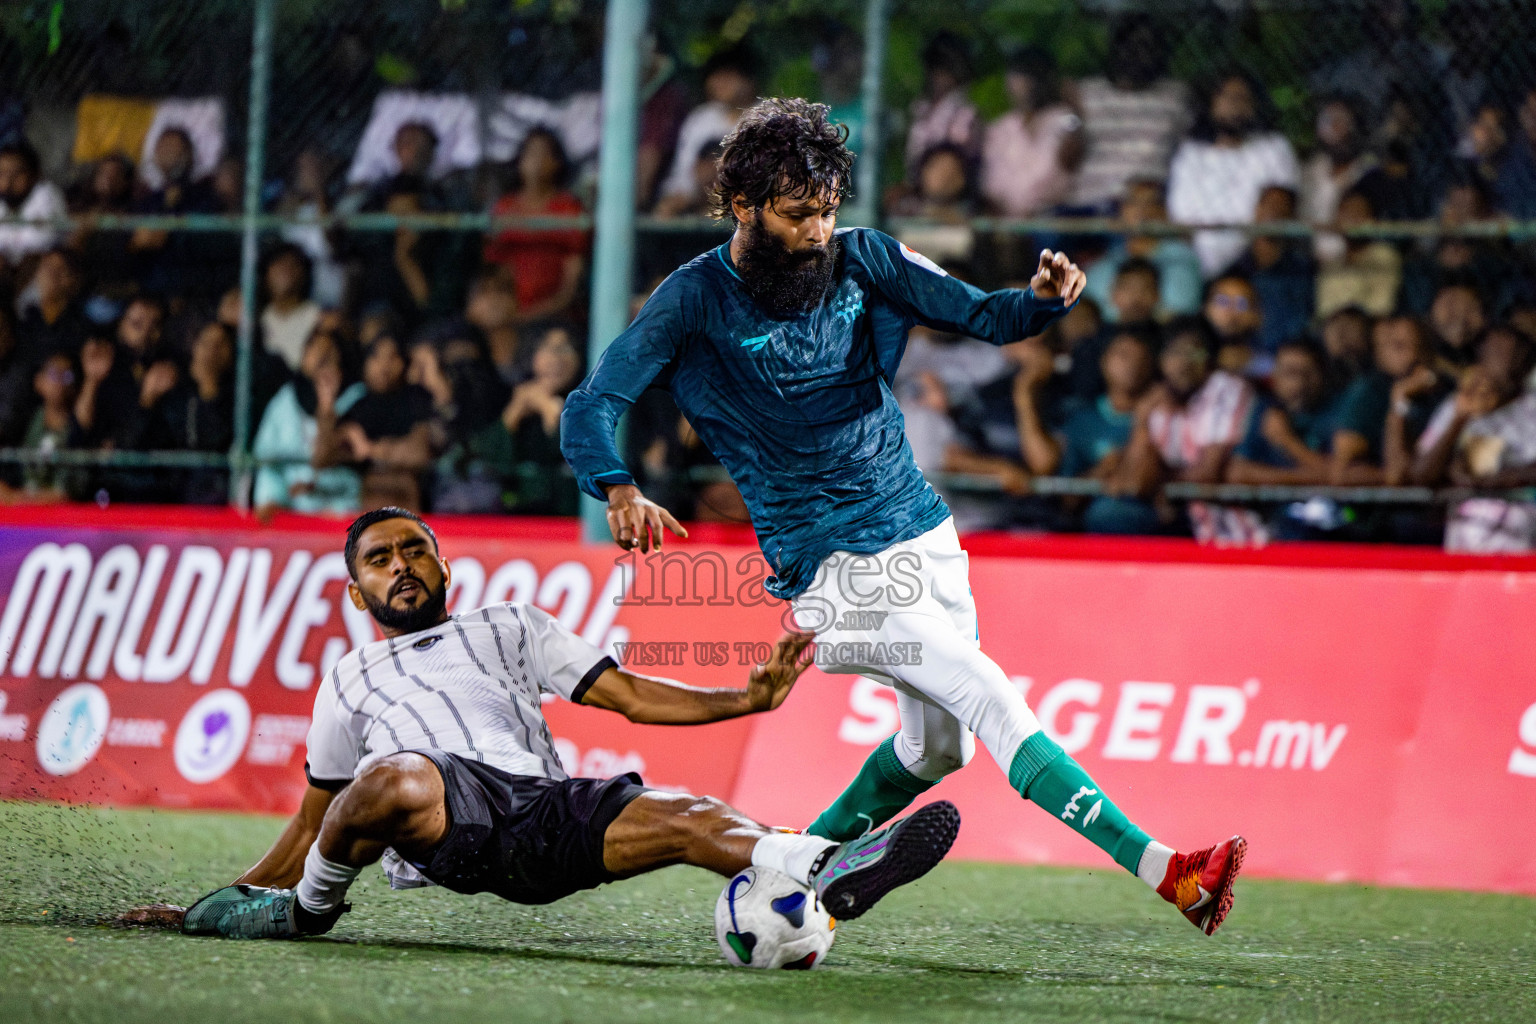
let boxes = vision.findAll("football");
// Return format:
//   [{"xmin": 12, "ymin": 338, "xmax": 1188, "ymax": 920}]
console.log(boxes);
[{"xmin": 714, "ymin": 867, "xmax": 837, "ymax": 970}]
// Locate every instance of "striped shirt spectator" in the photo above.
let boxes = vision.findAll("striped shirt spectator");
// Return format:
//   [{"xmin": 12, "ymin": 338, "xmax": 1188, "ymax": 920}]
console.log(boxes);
[
  {"xmin": 1069, "ymin": 78, "xmax": 1192, "ymax": 209},
  {"xmin": 1148, "ymin": 369, "xmax": 1256, "ymax": 470}
]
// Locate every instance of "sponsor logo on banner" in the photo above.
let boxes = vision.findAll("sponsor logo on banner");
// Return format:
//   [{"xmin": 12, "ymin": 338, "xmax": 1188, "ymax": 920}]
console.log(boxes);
[
  {"xmin": 1510, "ymin": 702, "xmax": 1536, "ymax": 777},
  {"xmin": 106, "ymin": 718, "xmax": 166, "ymax": 747},
  {"xmin": 553, "ymin": 737, "xmax": 646, "ymax": 781},
  {"xmin": 246, "ymin": 714, "xmax": 312, "ymax": 767},
  {"xmin": 35, "ymin": 683, "xmax": 110, "ymax": 776},
  {"xmin": 839, "ymin": 676, "xmax": 1349, "ymax": 771},
  {"xmin": 174, "ymin": 690, "xmax": 252, "ymax": 783}
]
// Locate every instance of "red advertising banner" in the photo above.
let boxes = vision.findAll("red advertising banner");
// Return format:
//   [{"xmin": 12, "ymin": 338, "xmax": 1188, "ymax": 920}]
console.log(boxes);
[
  {"xmin": 736, "ymin": 561, "xmax": 1536, "ymax": 893},
  {"xmin": 0, "ymin": 509, "xmax": 782, "ymax": 812},
  {"xmin": 1, "ymin": 507, "xmax": 1534, "ymax": 894}
]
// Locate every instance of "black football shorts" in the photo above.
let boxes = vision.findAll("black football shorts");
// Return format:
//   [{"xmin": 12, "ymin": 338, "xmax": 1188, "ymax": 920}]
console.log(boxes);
[{"xmin": 411, "ymin": 748, "xmax": 647, "ymax": 905}]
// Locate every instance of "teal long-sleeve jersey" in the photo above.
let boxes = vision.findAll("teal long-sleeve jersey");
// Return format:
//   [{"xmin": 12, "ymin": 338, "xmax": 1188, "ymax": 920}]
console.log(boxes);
[{"xmin": 560, "ymin": 227, "xmax": 1071, "ymax": 599}]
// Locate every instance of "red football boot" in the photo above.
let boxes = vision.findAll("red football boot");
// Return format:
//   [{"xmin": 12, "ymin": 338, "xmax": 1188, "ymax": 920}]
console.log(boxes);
[{"xmin": 1156, "ymin": 835, "xmax": 1247, "ymax": 936}]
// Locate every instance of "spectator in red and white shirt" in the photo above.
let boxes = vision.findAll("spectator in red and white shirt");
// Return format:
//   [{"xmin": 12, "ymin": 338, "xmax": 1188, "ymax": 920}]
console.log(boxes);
[
  {"xmin": 1109, "ymin": 316, "xmax": 1258, "ymax": 540},
  {"xmin": 1408, "ymin": 324, "xmax": 1536, "ymax": 487},
  {"xmin": 1124, "ymin": 316, "xmax": 1256, "ymax": 486},
  {"xmin": 483, "ymin": 129, "xmax": 589, "ymax": 325}
]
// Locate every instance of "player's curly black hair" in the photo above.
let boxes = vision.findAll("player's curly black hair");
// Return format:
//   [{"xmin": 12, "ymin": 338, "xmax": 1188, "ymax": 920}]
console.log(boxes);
[
  {"xmin": 707, "ymin": 97, "xmax": 854, "ymax": 223},
  {"xmin": 344, "ymin": 506, "xmax": 439, "ymax": 580}
]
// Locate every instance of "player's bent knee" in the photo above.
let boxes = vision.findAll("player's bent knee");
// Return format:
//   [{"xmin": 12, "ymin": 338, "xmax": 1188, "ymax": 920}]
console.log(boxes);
[
  {"xmin": 922, "ymin": 739, "xmax": 975, "ymax": 777},
  {"xmin": 676, "ymin": 794, "xmax": 733, "ymax": 830},
  {"xmin": 949, "ymin": 730, "xmax": 979, "ymax": 771},
  {"xmin": 349, "ymin": 753, "xmax": 442, "ymax": 822},
  {"xmin": 896, "ymin": 727, "xmax": 975, "ymax": 779},
  {"xmin": 671, "ymin": 794, "xmax": 744, "ymax": 862}
]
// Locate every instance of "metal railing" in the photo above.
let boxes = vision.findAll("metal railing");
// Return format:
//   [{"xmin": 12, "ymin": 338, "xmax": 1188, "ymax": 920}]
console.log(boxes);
[{"xmin": 681, "ymin": 465, "xmax": 1529, "ymax": 507}]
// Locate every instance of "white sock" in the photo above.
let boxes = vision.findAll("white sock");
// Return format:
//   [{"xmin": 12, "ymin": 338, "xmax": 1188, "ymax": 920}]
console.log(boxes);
[
  {"xmin": 296, "ymin": 842, "xmax": 362, "ymax": 913},
  {"xmin": 1136, "ymin": 841, "xmax": 1175, "ymax": 890},
  {"xmin": 750, "ymin": 832, "xmax": 837, "ymax": 887}
]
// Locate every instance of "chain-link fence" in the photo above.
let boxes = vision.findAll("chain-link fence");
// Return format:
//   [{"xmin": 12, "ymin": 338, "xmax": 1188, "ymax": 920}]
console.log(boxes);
[{"xmin": 0, "ymin": 1, "xmax": 1533, "ymax": 548}]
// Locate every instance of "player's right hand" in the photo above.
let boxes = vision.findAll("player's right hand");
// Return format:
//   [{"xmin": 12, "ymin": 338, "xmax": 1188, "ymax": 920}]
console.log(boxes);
[
  {"xmin": 746, "ymin": 629, "xmax": 817, "ymax": 712},
  {"xmin": 604, "ymin": 483, "xmax": 689, "ymax": 552}
]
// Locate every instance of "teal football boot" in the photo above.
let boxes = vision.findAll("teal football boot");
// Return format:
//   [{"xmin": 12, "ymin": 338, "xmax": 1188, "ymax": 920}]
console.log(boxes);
[{"xmin": 810, "ymin": 800, "xmax": 959, "ymax": 920}]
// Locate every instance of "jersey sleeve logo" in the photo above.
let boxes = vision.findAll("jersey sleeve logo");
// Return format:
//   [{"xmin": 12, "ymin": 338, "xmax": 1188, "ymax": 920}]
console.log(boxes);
[
  {"xmin": 898, "ymin": 242, "xmax": 948, "ymax": 277},
  {"xmin": 740, "ymin": 333, "xmax": 772, "ymax": 353}
]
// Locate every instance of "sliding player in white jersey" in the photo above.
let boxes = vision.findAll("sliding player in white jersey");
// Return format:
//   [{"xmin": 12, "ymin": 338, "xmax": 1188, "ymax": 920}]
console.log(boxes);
[{"xmin": 165, "ymin": 507, "xmax": 958, "ymax": 939}]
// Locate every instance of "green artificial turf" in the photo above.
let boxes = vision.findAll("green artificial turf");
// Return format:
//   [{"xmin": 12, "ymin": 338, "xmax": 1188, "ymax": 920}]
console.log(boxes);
[{"xmin": 1, "ymin": 799, "xmax": 1531, "ymax": 1023}]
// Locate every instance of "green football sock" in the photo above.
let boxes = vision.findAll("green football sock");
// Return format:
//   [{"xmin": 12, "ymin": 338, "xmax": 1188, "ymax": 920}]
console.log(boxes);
[
  {"xmin": 806, "ymin": 736, "xmax": 934, "ymax": 841},
  {"xmin": 1009, "ymin": 731, "xmax": 1152, "ymax": 875}
]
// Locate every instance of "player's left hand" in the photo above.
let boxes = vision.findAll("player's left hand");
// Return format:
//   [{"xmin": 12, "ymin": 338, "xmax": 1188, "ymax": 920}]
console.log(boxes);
[
  {"xmin": 746, "ymin": 630, "xmax": 816, "ymax": 712},
  {"xmin": 1029, "ymin": 249, "xmax": 1086, "ymax": 306}
]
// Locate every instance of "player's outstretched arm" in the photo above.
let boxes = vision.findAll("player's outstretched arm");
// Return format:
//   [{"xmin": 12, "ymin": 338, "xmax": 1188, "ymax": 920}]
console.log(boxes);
[
  {"xmin": 560, "ymin": 274, "xmax": 689, "ymax": 502},
  {"xmin": 604, "ymin": 482, "xmax": 688, "ymax": 552},
  {"xmin": 233, "ymin": 784, "xmax": 338, "ymax": 889},
  {"xmin": 580, "ymin": 630, "xmax": 814, "ymax": 724},
  {"xmin": 862, "ymin": 232, "xmax": 1083, "ymax": 352}
]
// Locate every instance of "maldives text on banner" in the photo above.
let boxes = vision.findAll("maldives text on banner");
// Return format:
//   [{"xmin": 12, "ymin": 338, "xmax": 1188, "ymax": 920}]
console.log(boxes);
[{"xmin": 0, "ymin": 511, "xmax": 1533, "ymax": 894}]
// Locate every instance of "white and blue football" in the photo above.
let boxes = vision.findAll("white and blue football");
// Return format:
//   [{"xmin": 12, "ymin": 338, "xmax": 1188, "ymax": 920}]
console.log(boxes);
[{"xmin": 714, "ymin": 866, "xmax": 836, "ymax": 970}]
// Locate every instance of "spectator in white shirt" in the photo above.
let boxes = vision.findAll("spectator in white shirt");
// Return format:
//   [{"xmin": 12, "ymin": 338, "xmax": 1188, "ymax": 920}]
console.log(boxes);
[
  {"xmin": 656, "ymin": 48, "xmax": 759, "ymax": 215},
  {"xmin": 0, "ymin": 141, "xmax": 67, "ymax": 273},
  {"xmin": 1401, "ymin": 323, "xmax": 1536, "ymax": 551},
  {"xmin": 980, "ymin": 47, "xmax": 1083, "ymax": 217},
  {"xmin": 260, "ymin": 243, "xmax": 323, "ymax": 374},
  {"xmin": 1301, "ymin": 94, "xmax": 1386, "ymax": 262},
  {"xmin": 1167, "ymin": 72, "xmax": 1300, "ymax": 277}
]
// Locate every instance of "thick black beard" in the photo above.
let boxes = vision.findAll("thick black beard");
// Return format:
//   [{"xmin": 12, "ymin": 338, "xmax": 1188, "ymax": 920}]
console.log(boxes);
[
  {"xmin": 361, "ymin": 576, "xmax": 449, "ymax": 634},
  {"xmin": 735, "ymin": 213, "xmax": 841, "ymax": 319}
]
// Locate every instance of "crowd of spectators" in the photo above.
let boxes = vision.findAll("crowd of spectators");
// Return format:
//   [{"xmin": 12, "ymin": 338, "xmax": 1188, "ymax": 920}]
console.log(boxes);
[
  {"xmin": 1, "ymin": 3, "xmax": 1535, "ymax": 549},
  {"xmin": 0, "ymin": 113, "xmax": 591, "ymax": 517},
  {"xmin": 877, "ymin": 8, "xmax": 1536, "ymax": 550}
]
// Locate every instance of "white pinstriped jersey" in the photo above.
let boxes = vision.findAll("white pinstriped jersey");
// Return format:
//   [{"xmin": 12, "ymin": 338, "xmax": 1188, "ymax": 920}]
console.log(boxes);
[{"xmin": 304, "ymin": 602, "xmax": 614, "ymax": 788}]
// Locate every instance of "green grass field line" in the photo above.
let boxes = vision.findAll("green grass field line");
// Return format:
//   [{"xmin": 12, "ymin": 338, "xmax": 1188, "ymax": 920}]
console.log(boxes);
[{"xmin": 1, "ymin": 801, "xmax": 1532, "ymax": 1023}]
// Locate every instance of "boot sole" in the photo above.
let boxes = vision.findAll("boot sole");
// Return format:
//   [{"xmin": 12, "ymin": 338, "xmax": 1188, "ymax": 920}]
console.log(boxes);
[
  {"xmin": 818, "ymin": 801, "xmax": 961, "ymax": 921},
  {"xmin": 1200, "ymin": 835, "xmax": 1247, "ymax": 936}
]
